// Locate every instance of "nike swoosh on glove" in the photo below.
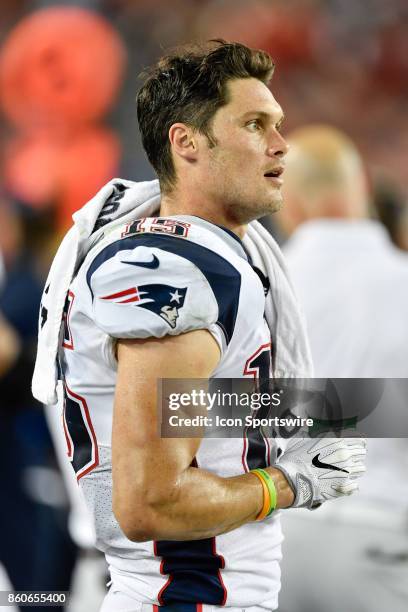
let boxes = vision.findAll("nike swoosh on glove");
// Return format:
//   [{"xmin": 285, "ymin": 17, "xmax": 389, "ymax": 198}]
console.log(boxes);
[{"xmin": 275, "ymin": 434, "xmax": 367, "ymax": 509}]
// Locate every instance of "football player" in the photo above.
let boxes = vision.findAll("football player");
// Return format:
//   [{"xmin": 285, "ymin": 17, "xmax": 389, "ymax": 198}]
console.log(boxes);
[{"xmin": 55, "ymin": 42, "xmax": 366, "ymax": 611}]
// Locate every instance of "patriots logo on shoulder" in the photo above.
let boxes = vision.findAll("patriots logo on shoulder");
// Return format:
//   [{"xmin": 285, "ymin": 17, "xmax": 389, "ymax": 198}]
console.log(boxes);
[{"xmin": 100, "ymin": 284, "xmax": 188, "ymax": 329}]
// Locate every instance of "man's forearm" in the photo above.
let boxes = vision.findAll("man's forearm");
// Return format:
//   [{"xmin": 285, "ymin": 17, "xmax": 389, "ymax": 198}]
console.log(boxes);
[{"xmin": 113, "ymin": 463, "xmax": 294, "ymax": 542}]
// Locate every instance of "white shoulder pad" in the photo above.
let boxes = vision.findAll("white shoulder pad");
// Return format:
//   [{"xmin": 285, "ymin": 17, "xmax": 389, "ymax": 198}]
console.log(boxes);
[{"xmin": 88, "ymin": 242, "xmax": 219, "ymax": 340}]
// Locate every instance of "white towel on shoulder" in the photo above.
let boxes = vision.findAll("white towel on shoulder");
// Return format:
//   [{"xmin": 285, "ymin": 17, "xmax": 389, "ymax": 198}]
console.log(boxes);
[{"xmin": 32, "ymin": 178, "xmax": 313, "ymax": 405}]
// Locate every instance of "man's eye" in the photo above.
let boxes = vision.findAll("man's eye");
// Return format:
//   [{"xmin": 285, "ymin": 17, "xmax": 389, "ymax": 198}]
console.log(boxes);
[{"xmin": 247, "ymin": 119, "xmax": 261, "ymax": 131}]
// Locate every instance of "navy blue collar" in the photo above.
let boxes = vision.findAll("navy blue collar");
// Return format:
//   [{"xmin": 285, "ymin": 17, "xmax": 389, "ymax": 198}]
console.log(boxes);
[{"xmin": 172, "ymin": 215, "xmax": 251, "ymax": 262}]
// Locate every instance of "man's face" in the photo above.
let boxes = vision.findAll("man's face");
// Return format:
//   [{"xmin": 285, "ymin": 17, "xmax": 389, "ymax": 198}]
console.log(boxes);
[{"xmin": 201, "ymin": 77, "xmax": 288, "ymax": 224}]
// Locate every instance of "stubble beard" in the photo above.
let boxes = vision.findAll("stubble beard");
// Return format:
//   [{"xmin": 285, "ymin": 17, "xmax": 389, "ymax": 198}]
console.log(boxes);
[
  {"xmin": 208, "ymin": 152, "xmax": 284, "ymax": 223},
  {"xmin": 224, "ymin": 186, "xmax": 284, "ymax": 225}
]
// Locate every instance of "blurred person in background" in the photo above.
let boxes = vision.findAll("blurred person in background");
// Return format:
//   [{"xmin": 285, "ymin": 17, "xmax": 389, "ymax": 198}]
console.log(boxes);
[
  {"xmin": 275, "ymin": 124, "xmax": 408, "ymax": 612},
  {"xmin": 0, "ymin": 199, "xmax": 77, "ymax": 611},
  {"xmin": 0, "ymin": 4, "xmax": 127, "ymax": 607}
]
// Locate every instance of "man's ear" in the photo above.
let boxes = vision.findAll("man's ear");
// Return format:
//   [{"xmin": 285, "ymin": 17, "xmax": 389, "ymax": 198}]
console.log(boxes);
[{"xmin": 168, "ymin": 123, "xmax": 198, "ymax": 162}]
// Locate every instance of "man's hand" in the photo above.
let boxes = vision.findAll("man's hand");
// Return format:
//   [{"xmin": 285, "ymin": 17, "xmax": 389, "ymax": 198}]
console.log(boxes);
[
  {"xmin": 0, "ymin": 312, "xmax": 20, "ymax": 377},
  {"xmin": 275, "ymin": 435, "xmax": 367, "ymax": 509}
]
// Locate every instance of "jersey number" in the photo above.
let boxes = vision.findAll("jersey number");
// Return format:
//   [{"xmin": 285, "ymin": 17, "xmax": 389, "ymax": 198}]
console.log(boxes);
[
  {"xmin": 242, "ymin": 343, "xmax": 272, "ymax": 471},
  {"xmin": 62, "ymin": 291, "xmax": 75, "ymax": 350},
  {"xmin": 63, "ymin": 384, "xmax": 99, "ymax": 480},
  {"xmin": 122, "ymin": 217, "xmax": 190, "ymax": 238}
]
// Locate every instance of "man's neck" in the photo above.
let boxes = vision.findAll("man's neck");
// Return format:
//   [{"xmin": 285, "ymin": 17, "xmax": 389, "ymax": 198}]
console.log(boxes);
[{"xmin": 160, "ymin": 190, "xmax": 247, "ymax": 239}]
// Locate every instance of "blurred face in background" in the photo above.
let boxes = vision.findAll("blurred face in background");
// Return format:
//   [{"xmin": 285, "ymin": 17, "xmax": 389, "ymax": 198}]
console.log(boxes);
[
  {"xmin": 277, "ymin": 125, "xmax": 370, "ymax": 236},
  {"xmin": 196, "ymin": 77, "xmax": 288, "ymax": 225}
]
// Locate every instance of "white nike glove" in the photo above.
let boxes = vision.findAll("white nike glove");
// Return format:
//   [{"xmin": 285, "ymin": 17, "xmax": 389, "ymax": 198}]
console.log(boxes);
[{"xmin": 275, "ymin": 435, "xmax": 367, "ymax": 509}]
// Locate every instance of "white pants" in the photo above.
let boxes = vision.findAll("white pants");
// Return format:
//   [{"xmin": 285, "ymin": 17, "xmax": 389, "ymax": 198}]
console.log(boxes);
[{"xmin": 100, "ymin": 588, "xmax": 274, "ymax": 612}]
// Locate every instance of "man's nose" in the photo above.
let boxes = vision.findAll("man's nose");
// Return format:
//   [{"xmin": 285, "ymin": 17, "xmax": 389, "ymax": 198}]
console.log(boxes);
[{"xmin": 266, "ymin": 131, "xmax": 289, "ymax": 158}]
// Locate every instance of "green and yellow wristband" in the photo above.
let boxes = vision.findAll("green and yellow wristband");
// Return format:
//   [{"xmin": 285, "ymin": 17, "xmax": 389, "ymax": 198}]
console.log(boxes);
[{"xmin": 251, "ymin": 468, "xmax": 277, "ymax": 520}]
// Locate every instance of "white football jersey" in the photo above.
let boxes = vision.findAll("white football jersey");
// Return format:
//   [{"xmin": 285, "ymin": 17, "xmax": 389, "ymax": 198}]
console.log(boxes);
[{"xmin": 59, "ymin": 214, "xmax": 283, "ymax": 609}]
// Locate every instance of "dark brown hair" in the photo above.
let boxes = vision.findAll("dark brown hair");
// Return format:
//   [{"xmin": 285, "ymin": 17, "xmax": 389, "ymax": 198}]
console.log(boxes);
[{"xmin": 137, "ymin": 40, "xmax": 274, "ymax": 192}]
